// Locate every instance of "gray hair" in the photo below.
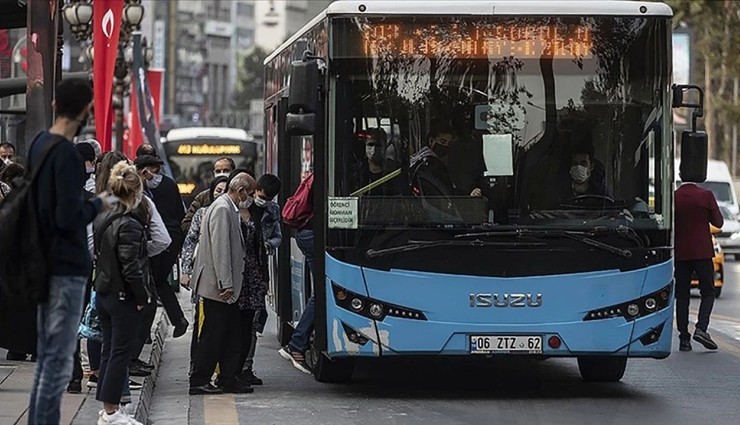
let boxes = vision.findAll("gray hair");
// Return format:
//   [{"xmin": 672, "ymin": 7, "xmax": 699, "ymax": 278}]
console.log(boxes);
[{"xmin": 228, "ymin": 173, "xmax": 254, "ymax": 193}]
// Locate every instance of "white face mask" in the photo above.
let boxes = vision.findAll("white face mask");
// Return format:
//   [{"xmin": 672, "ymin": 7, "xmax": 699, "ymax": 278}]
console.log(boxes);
[
  {"xmin": 3, "ymin": 158, "xmax": 11, "ymax": 166},
  {"xmin": 86, "ymin": 167, "xmax": 95, "ymax": 175},
  {"xmin": 238, "ymin": 190, "xmax": 253, "ymax": 209},
  {"xmin": 570, "ymin": 165, "xmax": 591, "ymax": 184},
  {"xmin": 254, "ymin": 197, "xmax": 267, "ymax": 208},
  {"xmin": 214, "ymin": 171, "xmax": 230, "ymax": 179},
  {"xmin": 146, "ymin": 173, "xmax": 163, "ymax": 189}
]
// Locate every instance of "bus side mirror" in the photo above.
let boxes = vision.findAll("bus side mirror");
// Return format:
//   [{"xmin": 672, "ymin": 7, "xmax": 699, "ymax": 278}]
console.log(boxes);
[
  {"xmin": 679, "ymin": 131, "xmax": 708, "ymax": 183},
  {"xmin": 286, "ymin": 58, "xmax": 320, "ymax": 136},
  {"xmin": 673, "ymin": 84, "xmax": 708, "ymax": 183}
]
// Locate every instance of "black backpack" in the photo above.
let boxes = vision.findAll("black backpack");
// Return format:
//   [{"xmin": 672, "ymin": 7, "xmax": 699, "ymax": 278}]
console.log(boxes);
[{"xmin": 0, "ymin": 134, "xmax": 65, "ymax": 306}]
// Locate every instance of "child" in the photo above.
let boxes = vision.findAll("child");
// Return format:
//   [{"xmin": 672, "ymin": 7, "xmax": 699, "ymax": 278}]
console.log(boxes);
[{"xmin": 242, "ymin": 174, "xmax": 282, "ymax": 385}]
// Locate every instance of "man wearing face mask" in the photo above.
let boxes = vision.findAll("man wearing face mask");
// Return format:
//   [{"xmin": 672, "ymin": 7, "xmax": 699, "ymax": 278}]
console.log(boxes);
[
  {"xmin": 563, "ymin": 143, "xmax": 609, "ymax": 199},
  {"xmin": 75, "ymin": 141, "xmax": 97, "ymax": 193},
  {"xmin": 351, "ymin": 129, "xmax": 404, "ymax": 196},
  {"xmin": 134, "ymin": 154, "xmax": 189, "ymax": 342},
  {"xmin": 182, "ymin": 157, "xmax": 236, "ymax": 233},
  {"xmin": 0, "ymin": 142, "xmax": 16, "ymax": 166}
]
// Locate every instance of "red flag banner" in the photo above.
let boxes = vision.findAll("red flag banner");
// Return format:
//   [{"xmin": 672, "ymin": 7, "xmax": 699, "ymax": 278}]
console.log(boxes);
[{"xmin": 93, "ymin": 0, "xmax": 124, "ymax": 152}]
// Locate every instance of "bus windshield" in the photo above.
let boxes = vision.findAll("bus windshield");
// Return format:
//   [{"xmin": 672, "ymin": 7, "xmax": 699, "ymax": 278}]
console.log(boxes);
[
  {"xmin": 162, "ymin": 130, "xmax": 259, "ymax": 200},
  {"xmin": 330, "ymin": 16, "xmax": 671, "ymax": 235}
]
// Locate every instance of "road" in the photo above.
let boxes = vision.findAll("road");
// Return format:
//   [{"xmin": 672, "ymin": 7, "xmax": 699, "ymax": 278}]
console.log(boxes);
[{"xmin": 149, "ymin": 264, "xmax": 740, "ymax": 425}]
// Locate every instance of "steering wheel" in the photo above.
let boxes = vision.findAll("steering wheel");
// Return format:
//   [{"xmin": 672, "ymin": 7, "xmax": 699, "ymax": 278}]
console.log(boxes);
[{"xmin": 565, "ymin": 194, "xmax": 617, "ymax": 207}]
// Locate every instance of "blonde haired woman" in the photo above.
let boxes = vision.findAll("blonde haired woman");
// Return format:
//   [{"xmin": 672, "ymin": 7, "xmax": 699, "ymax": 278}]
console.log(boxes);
[{"xmin": 93, "ymin": 162, "xmax": 150, "ymax": 425}]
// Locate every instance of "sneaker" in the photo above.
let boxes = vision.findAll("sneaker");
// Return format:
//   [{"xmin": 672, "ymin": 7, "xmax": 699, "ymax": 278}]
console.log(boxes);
[
  {"xmin": 241, "ymin": 369, "xmax": 263, "ymax": 386},
  {"xmin": 120, "ymin": 407, "xmax": 142, "ymax": 425},
  {"xmin": 222, "ymin": 381, "xmax": 254, "ymax": 394},
  {"xmin": 128, "ymin": 379, "xmax": 143, "ymax": 390},
  {"xmin": 5, "ymin": 351, "xmax": 26, "ymax": 361},
  {"xmin": 679, "ymin": 339, "xmax": 692, "ymax": 352},
  {"xmin": 278, "ymin": 345, "xmax": 312, "ymax": 374},
  {"xmin": 173, "ymin": 317, "xmax": 189, "ymax": 338},
  {"xmin": 128, "ymin": 363, "xmax": 152, "ymax": 377},
  {"xmin": 66, "ymin": 378, "xmax": 82, "ymax": 394},
  {"xmin": 87, "ymin": 374, "xmax": 98, "ymax": 389},
  {"xmin": 693, "ymin": 328, "xmax": 718, "ymax": 350},
  {"xmin": 130, "ymin": 358, "xmax": 154, "ymax": 371},
  {"xmin": 97, "ymin": 410, "xmax": 132, "ymax": 425}
]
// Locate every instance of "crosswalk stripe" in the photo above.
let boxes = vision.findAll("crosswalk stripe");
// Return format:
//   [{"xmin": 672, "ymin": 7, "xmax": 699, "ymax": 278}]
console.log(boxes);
[{"xmin": 203, "ymin": 394, "xmax": 240, "ymax": 425}]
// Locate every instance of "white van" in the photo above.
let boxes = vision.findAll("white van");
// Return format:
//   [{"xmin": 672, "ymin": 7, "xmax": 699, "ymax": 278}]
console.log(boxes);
[{"xmin": 676, "ymin": 159, "xmax": 739, "ymax": 217}]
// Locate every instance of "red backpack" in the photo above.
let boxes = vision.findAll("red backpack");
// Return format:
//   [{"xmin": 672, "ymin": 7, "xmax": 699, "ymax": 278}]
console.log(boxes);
[{"xmin": 282, "ymin": 172, "xmax": 314, "ymax": 229}]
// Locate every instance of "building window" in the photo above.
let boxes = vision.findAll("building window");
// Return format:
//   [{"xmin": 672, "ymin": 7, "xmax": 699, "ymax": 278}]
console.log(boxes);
[
  {"xmin": 237, "ymin": 28, "xmax": 254, "ymax": 50},
  {"xmin": 237, "ymin": 3, "xmax": 254, "ymax": 18}
]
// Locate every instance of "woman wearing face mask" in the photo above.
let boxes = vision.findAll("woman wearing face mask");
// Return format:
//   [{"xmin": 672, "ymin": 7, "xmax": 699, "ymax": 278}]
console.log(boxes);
[{"xmin": 93, "ymin": 161, "xmax": 150, "ymax": 425}]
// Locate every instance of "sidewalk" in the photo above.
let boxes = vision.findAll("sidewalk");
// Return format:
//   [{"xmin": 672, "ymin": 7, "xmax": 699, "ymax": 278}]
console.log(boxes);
[{"xmin": 0, "ymin": 305, "xmax": 171, "ymax": 425}]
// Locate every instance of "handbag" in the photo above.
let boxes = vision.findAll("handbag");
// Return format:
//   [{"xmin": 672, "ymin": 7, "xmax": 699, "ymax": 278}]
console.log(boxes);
[{"xmin": 78, "ymin": 290, "xmax": 102, "ymax": 342}]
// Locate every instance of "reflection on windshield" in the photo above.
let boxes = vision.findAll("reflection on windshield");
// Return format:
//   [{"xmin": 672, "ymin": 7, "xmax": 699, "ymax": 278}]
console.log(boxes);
[{"xmin": 331, "ymin": 16, "xmax": 670, "ymax": 231}]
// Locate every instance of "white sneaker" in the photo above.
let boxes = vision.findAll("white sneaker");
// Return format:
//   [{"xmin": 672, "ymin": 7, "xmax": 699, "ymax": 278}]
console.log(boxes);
[
  {"xmin": 97, "ymin": 410, "xmax": 132, "ymax": 425},
  {"xmin": 121, "ymin": 408, "xmax": 143, "ymax": 425}
]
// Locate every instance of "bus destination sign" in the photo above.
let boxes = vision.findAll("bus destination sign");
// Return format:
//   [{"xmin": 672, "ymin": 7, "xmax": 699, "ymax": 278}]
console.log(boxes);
[
  {"xmin": 361, "ymin": 23, "xmax": 593, "ymax": 59},
  {"xmin": 176, "ymin": 144, "xmax": 242, "ymax": 155}
]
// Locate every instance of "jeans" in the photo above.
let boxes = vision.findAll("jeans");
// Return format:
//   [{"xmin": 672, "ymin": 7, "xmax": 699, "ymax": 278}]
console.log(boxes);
[
  {"xmin": 96, "ymin": 292, "xmax": 141, "ymax": 405},
  {"xmin": 290, "ymin": 229, "xmax": 315, "ymax": 353},
  {"xmin": 675, "ymin": 259, "xmax": 716, "ymax": 340},
  {"xmin": 28, "ymin": 275, "xmax": 87, "ymax": 425}
]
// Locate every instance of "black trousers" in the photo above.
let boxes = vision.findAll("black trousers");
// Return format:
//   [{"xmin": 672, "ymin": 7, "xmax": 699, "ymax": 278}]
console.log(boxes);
[
  {"xmin": 131, "ymin": 302, "xmax": 156, "ymax": 361},
  {"xmin": 96, "ymin": 292, "xmax": 141, "ymax": 404},
  {"xmin": 150, "ymin": 247, "xmax": 185, "ymax": 324},
  {"xmin": 236, "ymin": 309, "xmax": 256, "ymax": 377},
  {"xmin": 190, "ymin": 298, "xmax": 241, "ymax": 388},
  {"xmin": 675, "ymin": 259, "xmax": 715, "ymax": 339}
]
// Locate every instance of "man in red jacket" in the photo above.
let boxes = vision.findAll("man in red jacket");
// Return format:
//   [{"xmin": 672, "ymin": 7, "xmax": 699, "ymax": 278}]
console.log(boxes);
[{"xmin": 674, "ymin": 180, "xmax": 724, "ymax": 351}]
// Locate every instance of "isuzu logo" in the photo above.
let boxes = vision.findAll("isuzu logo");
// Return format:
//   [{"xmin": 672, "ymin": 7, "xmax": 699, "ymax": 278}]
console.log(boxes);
[{"xmin": 469, "ymin": 293, "xmax": 543, "ymax": 308}]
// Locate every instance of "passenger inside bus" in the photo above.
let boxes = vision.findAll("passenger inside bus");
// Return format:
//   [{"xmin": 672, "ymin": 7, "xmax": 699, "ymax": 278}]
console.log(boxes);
[{"xmin": 350, "ymin": 128, "xmax": 405, "ymax": 196}]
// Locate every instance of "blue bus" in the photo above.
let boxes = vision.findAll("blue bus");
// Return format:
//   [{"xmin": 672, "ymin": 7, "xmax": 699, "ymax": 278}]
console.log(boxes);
[{"xmin": 263, "ymin": 0, "xmax": 707, "ymax": 382}]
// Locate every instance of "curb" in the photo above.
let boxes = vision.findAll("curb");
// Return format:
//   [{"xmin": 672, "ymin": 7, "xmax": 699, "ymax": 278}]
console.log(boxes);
[{"xmin": 135, "ymin": 308, "xmax": 170, "ymax": 424}]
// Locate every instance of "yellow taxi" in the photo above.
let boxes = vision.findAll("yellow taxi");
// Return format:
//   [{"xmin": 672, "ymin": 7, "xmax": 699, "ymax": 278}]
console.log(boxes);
[{"xmin": 692, "ymin": 227, "xmax": 724, "ymax": 298}]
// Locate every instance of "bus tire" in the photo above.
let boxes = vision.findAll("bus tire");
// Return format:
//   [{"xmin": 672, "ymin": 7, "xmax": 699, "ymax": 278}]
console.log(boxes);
[
  {"xmin": 276, "ymin": 316, "xmax": 293, "ymax": 347},
  {"xmin": 577, "ymin": 356, "xmax": 627, "ymax": 382},
  {"xmin": 313, "ymin": 353, "xmax": 355, "ymax": 383}
]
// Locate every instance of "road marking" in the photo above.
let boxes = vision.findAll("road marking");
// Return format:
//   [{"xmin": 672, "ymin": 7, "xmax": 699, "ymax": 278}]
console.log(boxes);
[{"xmin": 203, "ymin": 394, "xmax": 239, "ymax": 425}]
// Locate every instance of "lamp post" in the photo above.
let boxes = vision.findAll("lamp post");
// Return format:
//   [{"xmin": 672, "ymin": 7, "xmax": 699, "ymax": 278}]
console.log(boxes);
[{"xmin": 62, "ymin": 0, "xmax": 145, "ymax": 150}]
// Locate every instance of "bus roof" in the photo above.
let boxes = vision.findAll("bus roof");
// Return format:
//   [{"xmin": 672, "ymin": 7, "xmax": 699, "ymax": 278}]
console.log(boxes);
[
  {"xmin": 164, "ymin": 127, "xmax": 253, "ymax": 143},
  {"xmin": 265, "ymin": 0, "xmax": 673, "ymax": 64}
]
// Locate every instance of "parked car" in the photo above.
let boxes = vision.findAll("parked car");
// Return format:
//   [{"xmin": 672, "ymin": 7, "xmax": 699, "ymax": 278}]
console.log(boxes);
[{"xmin": 714, "ymin": 205, "xmax": 740, "ymax": 260}]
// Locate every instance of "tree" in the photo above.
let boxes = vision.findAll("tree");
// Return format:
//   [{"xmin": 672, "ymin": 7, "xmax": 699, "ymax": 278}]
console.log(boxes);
[
  {"xmin": 233, "ymin": 47, "xmax": 268, "ymax": 109},
  {"xmin": 666, "ymin": 0, "xmax": 740, "ymax": 170}
]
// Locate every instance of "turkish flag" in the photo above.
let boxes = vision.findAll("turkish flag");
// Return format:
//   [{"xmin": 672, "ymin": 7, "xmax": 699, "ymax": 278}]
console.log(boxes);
[{"xmin": 92, "ymin": 0, "xmax": 124, "ymax": 152}]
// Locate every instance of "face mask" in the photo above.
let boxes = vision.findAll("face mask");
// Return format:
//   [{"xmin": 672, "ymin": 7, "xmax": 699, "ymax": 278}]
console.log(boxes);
[
  {"xmin": 86, "ymin": 167, "xmax": 95, "ymax": 175},
  {"xmin": 570, "ymin": 165, "xmax": 591, "ymax": 184},
  {"xmin": 254, "ymin": 197, "xmax": 267, "ymax": 208},
  {"xmin": 365, "ymin": 144, "xmax": 383, "ymax": 162},
  {"xmin": 214, "ymin": 172, "xmax": 230, "ymax": 179},
  {"xmin": 75, "ymin": 115, "xmax": 88, "ymax": 138},
  {"xmin": 239, "ymin": 194, "xmax": 253, "ymax": 210},
  {"xmin": 146, "ymin": 173, "xmax": 163, "ymax": 189},
  {"xmin": 432, "ymin": 143, "xmax": 449, "ymax": 158},
  {"xmin": 3, "ymin": 158, "xmax": 12, "ymax": 166}
]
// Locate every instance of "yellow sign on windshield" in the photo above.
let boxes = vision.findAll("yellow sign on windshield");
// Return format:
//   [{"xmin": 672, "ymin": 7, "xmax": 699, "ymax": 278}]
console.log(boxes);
[{"xmin": 176, "ymin": 144, "xmax": 242, "ymax": 155}]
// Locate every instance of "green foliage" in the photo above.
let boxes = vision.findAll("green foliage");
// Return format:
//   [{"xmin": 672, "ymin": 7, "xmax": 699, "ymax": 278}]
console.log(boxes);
[{"xmin": 233, "ymin": 47, "xmax": 268, "ymax": 109}]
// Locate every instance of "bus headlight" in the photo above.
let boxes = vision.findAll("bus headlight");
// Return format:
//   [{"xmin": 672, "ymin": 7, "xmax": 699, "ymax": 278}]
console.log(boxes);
[
  {"xmin": 584, "ymin": 283, "xmax": 672, "ymax": 322},
  {"xmin": 331, "ymin": 283, "xmax": 426, "ymax": 321}
]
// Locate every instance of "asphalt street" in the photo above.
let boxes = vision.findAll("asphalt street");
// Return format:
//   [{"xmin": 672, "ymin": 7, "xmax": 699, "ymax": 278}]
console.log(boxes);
[{"xmin": 149, "ymin": 263, "xmax": 740, "ymax": 425}]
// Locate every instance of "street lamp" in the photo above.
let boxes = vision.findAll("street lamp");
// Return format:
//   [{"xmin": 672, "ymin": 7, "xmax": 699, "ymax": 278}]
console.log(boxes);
[{"xmin": 62, "ymin": 0, "xmax": 93, "ymax": 42}]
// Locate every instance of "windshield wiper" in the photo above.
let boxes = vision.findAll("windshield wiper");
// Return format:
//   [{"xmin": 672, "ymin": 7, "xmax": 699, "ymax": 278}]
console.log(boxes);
[
  {"xmin": 455, "ymin": 228, "xmax": 633, "ymax": 259},
  {"xmin": 365, "ymin": 239, "xmax": 546, "ymax": 259}
]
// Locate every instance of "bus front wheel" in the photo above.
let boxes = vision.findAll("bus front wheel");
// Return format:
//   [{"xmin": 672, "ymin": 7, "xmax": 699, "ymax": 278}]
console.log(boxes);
[
  {"xmin": 313, "ymin": 353, "xmax": 355, "ymax": 383},
  {"xmin": 577, "ymin": 356, "xmax": 627, "ymax": 382}
]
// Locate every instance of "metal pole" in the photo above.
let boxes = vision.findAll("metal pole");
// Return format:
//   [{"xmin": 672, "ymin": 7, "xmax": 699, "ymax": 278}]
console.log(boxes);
[
  {"xmin": 114, "ymin": 86, "xmax": 124, "ymax": 151},
  {"xmin": 734, "ymin": 77, "xmax": 738, "ymax": 177}
]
